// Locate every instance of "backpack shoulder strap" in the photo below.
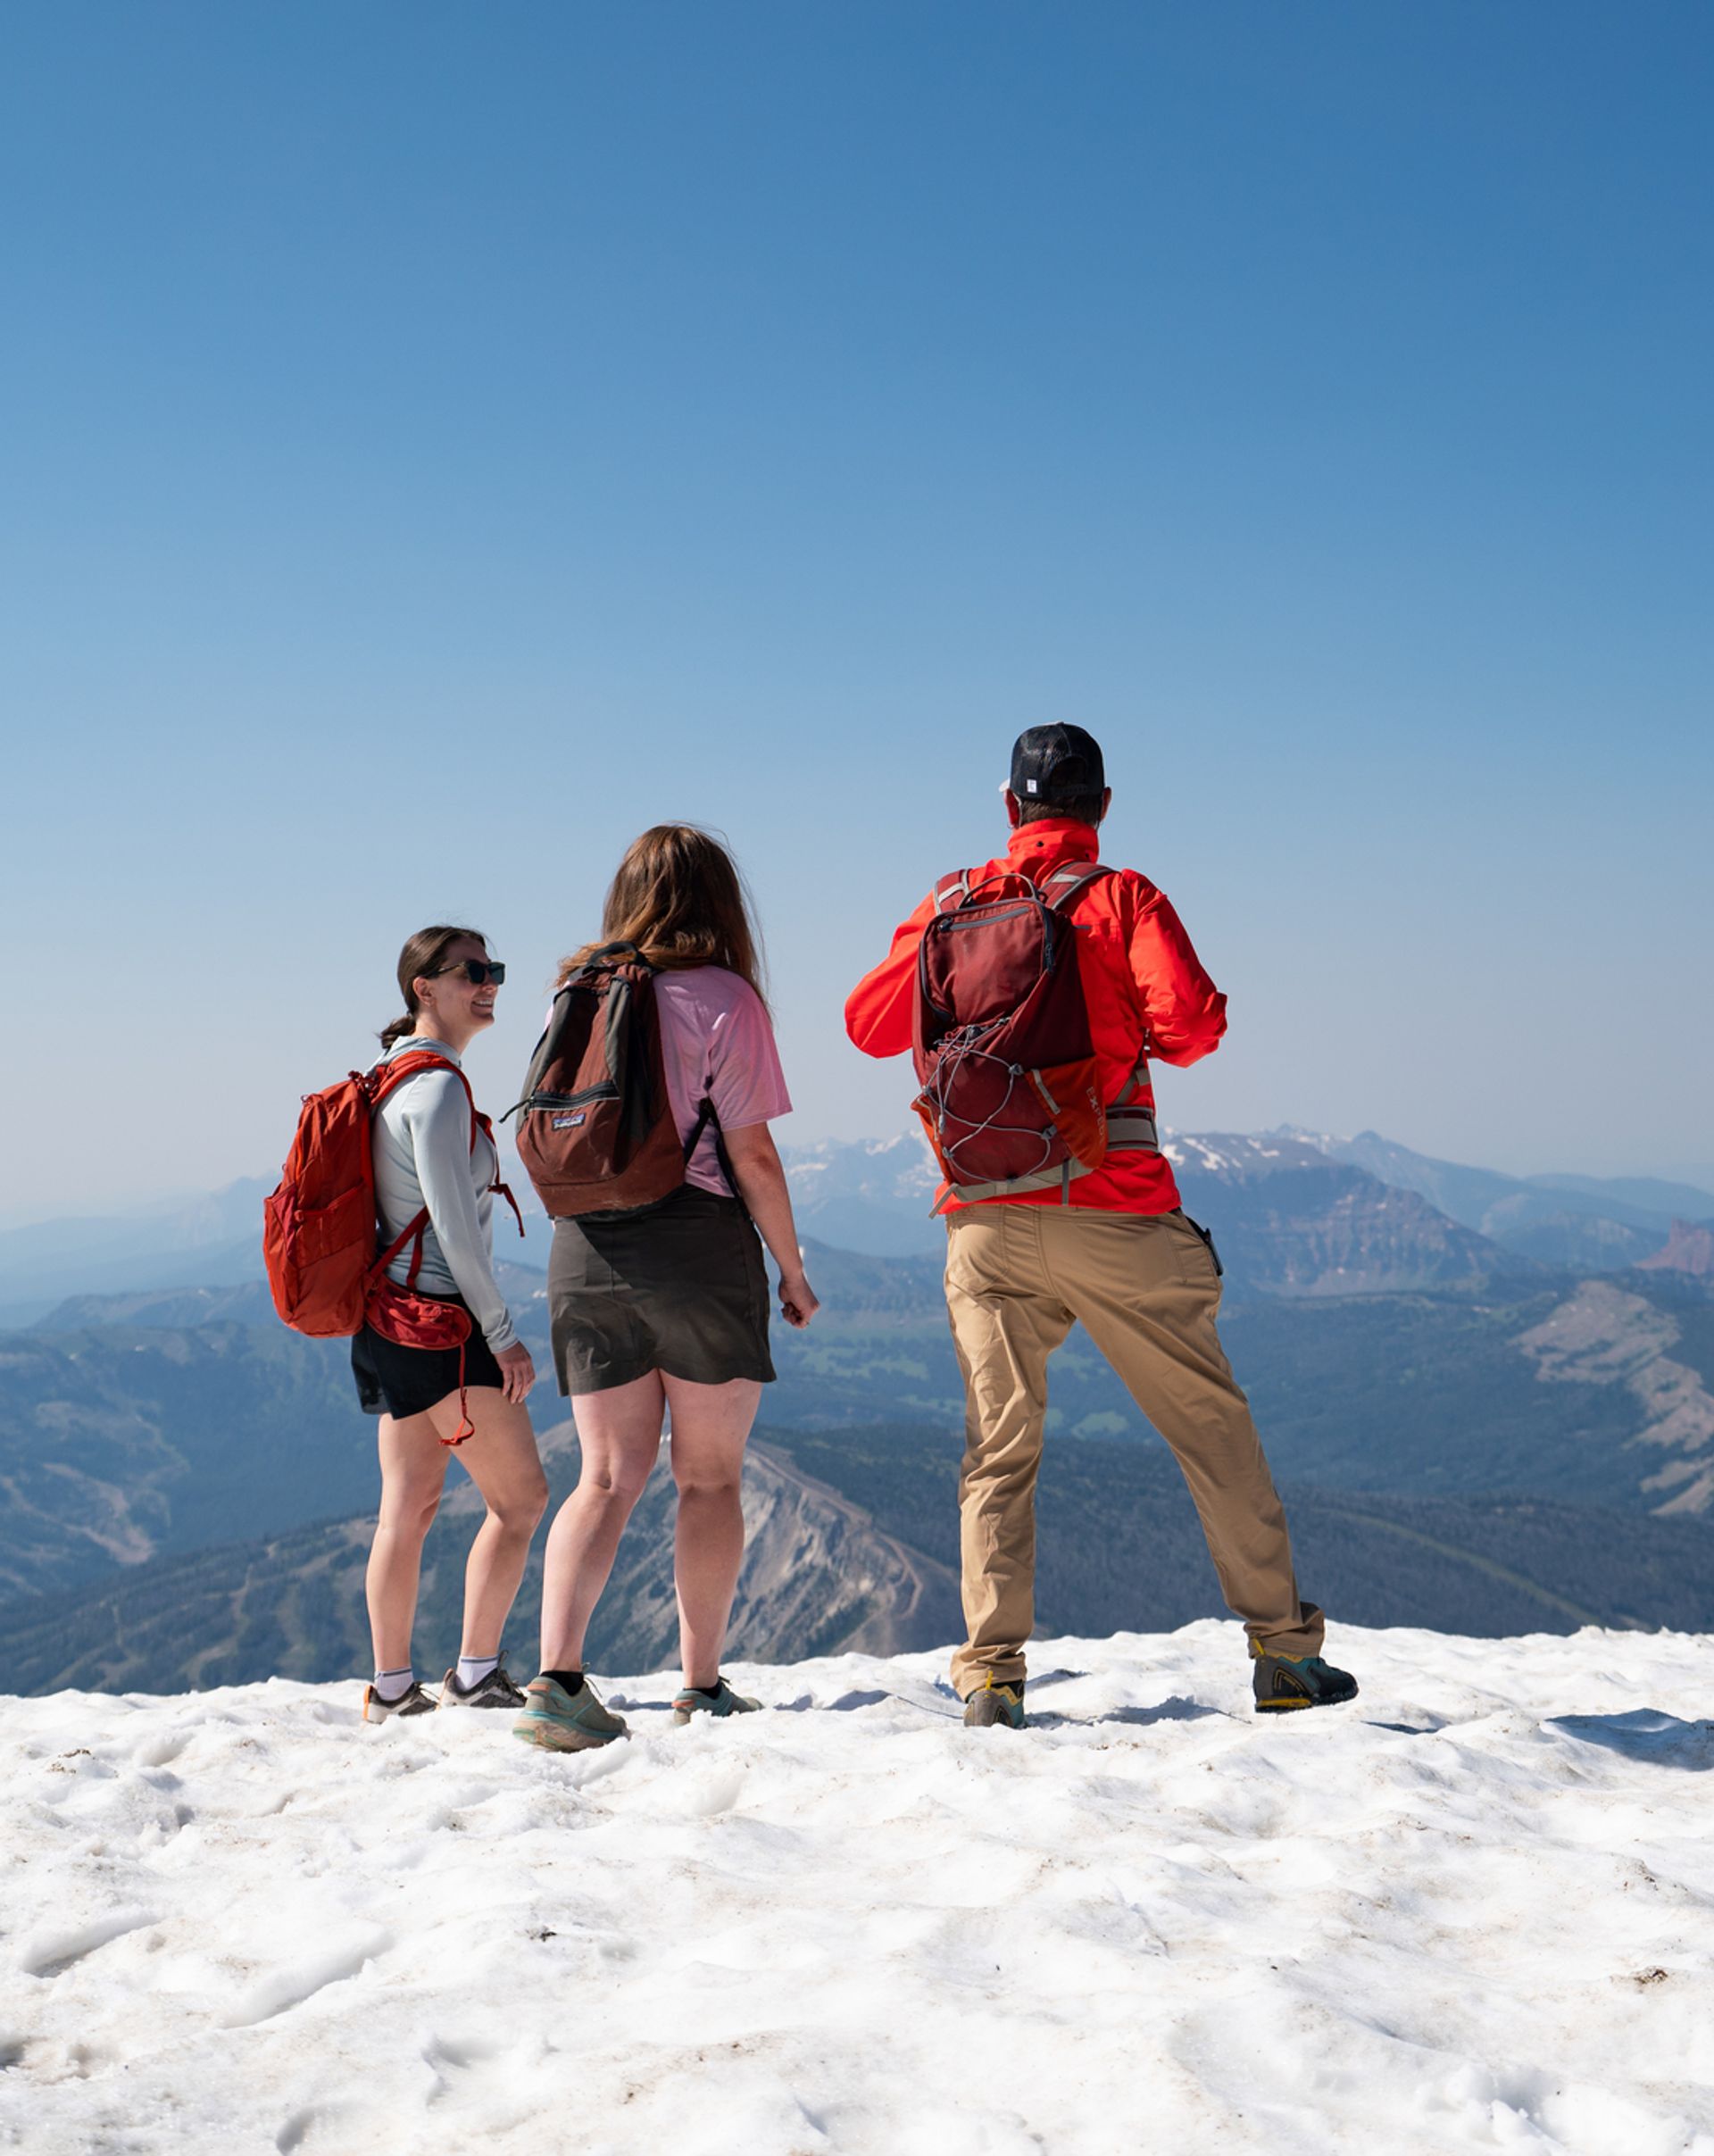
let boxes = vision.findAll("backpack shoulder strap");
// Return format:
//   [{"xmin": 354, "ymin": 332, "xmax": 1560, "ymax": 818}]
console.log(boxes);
[
  {"xmin": 936, "ymin": 867, "xmax": 1049, "ymax": 912},
  {"xmin": 375, "ymin": 1054, "xmax": 524, "ymax": 1242},
  {"xmin": 584, "ymin": 939, "xmax": 654, "ymax": 973},
  {"xmin": 1040, "ymin": 862, "xmax": 1116, "ymax": 912},
  {"xmin": 370, "ymin": 1052, "xmax": 478, "ymax": 1150}
]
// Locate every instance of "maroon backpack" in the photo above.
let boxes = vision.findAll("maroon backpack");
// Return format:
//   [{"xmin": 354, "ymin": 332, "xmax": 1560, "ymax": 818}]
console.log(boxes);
[
  {"xmin": 911, "ymin": 863, "xmax": 1152, "ymax": 1206},
  {"xmin": 510, "ymin": 944, "xmax": 720, "ymax": 1218}
]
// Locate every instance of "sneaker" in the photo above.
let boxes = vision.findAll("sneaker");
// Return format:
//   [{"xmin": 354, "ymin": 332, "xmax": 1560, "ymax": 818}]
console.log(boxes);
[
  {"xmin": 439, "ymin": 1656, "xmax": 526, "ymax": 1710},
  {"xmin": 962, "ymin": 1675, "xmax": 1027, "ymax": 1729},
  {"xmin": 1251, "ymin": 1639, "xmax": 1359, "ymax": 1713},
  {"xmin": 671, "ymin": 1677, "xmax": 761, "ymax": 1725},
  {"xmin": 512, "ymin": 1675, "xmax": 628, "ymax": 1752},
  {"xmin": 362, "ymin": 1678, "xmax": 438, "ymax": 1722}
]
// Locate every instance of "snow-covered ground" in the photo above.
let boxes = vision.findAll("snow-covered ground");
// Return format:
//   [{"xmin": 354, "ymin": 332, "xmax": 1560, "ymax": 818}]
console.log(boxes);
[{"xmin": 5, "ymin": 1624, "xmax": 1713, "ymax": 2156}]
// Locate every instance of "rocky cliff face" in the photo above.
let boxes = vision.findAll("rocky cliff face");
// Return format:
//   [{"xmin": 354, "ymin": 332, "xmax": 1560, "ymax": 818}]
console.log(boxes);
[
  {"xmin": 1637, "ymin": 1220, "xmax": 1714, "ymax": 1278},
  {"xmin": 1515, "ymin": 1279, "xmax": 1714, "ymax": 1514},
  {"xmin": 1169, "ymin": 1136, "xmax": 1530, "ymax": 1296}
]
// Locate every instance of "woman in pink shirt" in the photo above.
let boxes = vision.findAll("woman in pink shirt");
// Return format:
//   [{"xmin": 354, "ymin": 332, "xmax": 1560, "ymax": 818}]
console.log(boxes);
[{"xmin": 516, "ymin": 826, "xmax": 819, "ymax": 1750}]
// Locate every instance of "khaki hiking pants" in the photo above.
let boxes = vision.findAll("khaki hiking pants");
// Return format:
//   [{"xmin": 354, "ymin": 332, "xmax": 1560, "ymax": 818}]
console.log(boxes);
[{"xmin": 944, "ymin": 1203, "xmax": 1324, "ymax": 1697}]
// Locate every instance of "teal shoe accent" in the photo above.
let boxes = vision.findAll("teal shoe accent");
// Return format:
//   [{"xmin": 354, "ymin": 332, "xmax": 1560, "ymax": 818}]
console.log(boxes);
[
  {"xmin": 512, "ymin": 1675, "xmax": 628, "ymax": 1751},
  {"xmin": 671, "ymin": 1677, "xmax": 761, "ymax": 1724}
]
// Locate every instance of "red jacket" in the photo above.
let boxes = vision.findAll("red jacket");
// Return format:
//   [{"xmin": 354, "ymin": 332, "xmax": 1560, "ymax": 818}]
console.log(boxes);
[{"xmin": 845, "ymin": 819, "xmax": 1227, "ymax": 1216}]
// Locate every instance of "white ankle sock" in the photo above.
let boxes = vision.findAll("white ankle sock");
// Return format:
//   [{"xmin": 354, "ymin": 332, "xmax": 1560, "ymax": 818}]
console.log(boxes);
[
  {"xmin": 373, "ymin": 1665, "xmax": 413, "ymax": 1702},
  {"xmin": 457, "ymin": 1654, "xmax": 499, "ymax": 1690}
]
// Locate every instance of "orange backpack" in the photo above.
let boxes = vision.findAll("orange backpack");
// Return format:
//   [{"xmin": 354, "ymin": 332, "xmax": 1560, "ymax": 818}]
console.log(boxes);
[{"xmin": 263, "ymin": 1051, "xmax": 484, "ymax": 1338}]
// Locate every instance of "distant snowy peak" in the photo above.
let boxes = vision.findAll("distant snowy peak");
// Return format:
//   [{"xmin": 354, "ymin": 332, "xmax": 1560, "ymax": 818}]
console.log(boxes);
[
  {"xmin": 787, "ymin": 1126, "xmax": 1335, "ymax": 1194},
  {"xmin": 780, "ymin": 1130, "xmax": 938, "ymax": 1202},
  {"xmin": 1160, "ymin": 1130, "xmax": 1332, "ymax": 1178}
]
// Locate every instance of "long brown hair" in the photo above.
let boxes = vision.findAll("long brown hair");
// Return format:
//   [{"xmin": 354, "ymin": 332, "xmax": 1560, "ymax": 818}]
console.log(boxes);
[
  {"xmin": 379, "ymin": 924, "xmax": 487, "ymax": 1048},
  {"xmin": 560, "ymin": 827, "xmax": 766, "ymax": 1005}
]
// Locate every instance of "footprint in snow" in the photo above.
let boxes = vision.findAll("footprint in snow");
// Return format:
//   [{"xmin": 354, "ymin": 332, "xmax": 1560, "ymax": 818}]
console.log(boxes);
[
  {"xmin": 226, "ymin": 1928, "xmax": 393, "ymax": 2027},
  {"xmin": 132, "ymin": 1728, "xmax": 192, "ymax": 1769},
  {"xmin": 18, "ymin": 1910, "xmax": 159, "ymax": 1979},
  {"xmin": 655, "ymin": 1766, "xmax": 747, "ymax": 1819}
]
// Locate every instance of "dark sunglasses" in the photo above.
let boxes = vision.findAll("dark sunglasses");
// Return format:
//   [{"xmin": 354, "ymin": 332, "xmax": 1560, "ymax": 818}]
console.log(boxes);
[{"xmin": 430, "ymin": 960, "xmax": 506, "ymax": 986}]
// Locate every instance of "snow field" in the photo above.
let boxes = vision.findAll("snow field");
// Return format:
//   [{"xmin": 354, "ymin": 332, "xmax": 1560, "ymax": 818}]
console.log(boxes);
[{"xmin": 4, "ymin": 1622, "xmax": 1713, "ymax": 2156}]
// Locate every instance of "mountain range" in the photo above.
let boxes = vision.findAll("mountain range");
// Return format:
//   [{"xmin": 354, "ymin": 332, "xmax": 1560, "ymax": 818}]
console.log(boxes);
[
  {"xmin": 1276, "ymin": 1128, "xmax": 1714, "ymax": 1272},
  {"xmin": 784, "ymin": 1125, "xmax": 1714, "ymax": 1273},
  {"xmin": 4, "ymin": 1243, "xmax": 1713, "ymax": 1689},
  {"xmin": 14, "ymin": 1414, "xmax": 1714, "ymax": 1697},
  {"xmin": 4, "ymin": 1125, "xmax": 1710, "ymax": 1695},
  {"xmin": 3, "ymin": 1126, "xmax": 1707, "ymax": 1323}
]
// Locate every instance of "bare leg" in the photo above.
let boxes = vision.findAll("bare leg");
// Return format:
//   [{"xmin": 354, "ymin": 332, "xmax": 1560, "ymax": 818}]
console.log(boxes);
[
  {"xmin": 424, "ymin": 1386, "xmax": 548, "ymax": 1660},
  {"xmin": 366, "ymin": 1411, "xmax": 450, "ymax": 1674},
  {"xmin": 665, "ymin": 1375, "xmax": 761, "ymax": 1688},
  {"xmin": 538, "ymin": 1373, "xmax": 666, "ymax": 1670}
]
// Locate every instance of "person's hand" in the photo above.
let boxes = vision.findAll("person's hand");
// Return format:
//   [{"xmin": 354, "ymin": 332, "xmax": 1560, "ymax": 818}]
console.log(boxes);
[
  {"xmin": 778, "ymin": 1271, "xmax": 819, "ymax": 1329},
  {"xmin": 495, "ymin": 1341, "xmax": 536, "ymax": 1403}
]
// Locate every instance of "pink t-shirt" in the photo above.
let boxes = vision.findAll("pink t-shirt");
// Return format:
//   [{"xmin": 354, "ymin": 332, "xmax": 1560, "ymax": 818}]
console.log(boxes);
[{"xmin": 653, "ymin": 967, "xmax": 793, "ymax": 1195}]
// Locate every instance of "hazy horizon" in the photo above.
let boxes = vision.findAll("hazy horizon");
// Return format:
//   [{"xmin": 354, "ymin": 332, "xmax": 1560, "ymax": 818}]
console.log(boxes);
[{"xmin": 3, "ymin": 1114, "xmax": 1711, "ymax": 1238}]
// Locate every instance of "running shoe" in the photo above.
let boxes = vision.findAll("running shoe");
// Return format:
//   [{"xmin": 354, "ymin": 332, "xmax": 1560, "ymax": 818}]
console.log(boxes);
[
  {"xmin": 512, "ymin": 1675, "xmax": 628, "ymax": 1752},
  {"xmin": 962, "ymin": 1676, "xmax": 1027, "ymax": 1729},
  {"xmin": 1250, "ymin": 1639, "xmax": 1360, "ymax": 1713},
  {"xmin": 362, "ymin": 1679, "xmax": 438, "ymax": 1722},
  {"xmin": 671, "ymin": 1677, "xmax": 761, "ymax": 1724},
  {"xmin": 438, "ymin": 1656, "xmax": 527, "ymax": 1710}
]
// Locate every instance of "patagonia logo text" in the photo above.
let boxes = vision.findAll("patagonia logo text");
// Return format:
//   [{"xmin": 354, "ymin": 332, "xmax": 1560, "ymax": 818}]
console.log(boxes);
[{"xmin": 551, "ymin": 1111, "xmax": 587, "ymax": 1130}]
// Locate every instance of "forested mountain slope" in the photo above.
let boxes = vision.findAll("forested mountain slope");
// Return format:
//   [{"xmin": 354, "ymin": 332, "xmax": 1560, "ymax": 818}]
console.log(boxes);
[{"xmin": 14, "ymin": 1421, "xmax": 1714, "ymax": 1696}]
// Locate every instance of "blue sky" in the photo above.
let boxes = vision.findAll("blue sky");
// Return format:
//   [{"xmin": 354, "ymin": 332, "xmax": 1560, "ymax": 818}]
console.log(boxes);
[{"xmin": 3, "ymin": 2, "xmax": 1710, "ymax": 1213}]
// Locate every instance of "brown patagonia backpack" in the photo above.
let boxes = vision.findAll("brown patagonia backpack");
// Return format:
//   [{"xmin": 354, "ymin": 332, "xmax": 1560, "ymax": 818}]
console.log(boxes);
[
  {"xmin": 911, "ymin": 863, "xmax": 1156, "ymax": 1207},
  {"xmin": 509, "ymin": 943, "xmax": 722, "ymax": 1218}
]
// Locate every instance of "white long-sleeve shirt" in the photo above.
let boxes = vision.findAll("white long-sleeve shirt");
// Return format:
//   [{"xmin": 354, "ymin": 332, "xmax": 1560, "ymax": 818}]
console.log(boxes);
[{"xmin": 370, "ymin": 1037, "xmax": 517, "ymax": 1353}]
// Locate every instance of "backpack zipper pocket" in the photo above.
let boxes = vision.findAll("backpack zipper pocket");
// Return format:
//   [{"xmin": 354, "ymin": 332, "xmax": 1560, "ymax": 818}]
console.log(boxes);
[
  {"xmin": 936, "ymin": 903, "xmax": 1040, "ymax": 930},
  {"xmin": 528, "ymin": 1082, "xmax": 620, "ymax": 1112}
]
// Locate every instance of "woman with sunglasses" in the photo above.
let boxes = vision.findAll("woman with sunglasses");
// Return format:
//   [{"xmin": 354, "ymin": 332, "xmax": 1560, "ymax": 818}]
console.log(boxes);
[
  {"xmin": 513, "ymin": 827, "xmax": 818, "ymax": 1752},
  {"xmin": 355, "ymin": 925, "xmax": 548, "ymax": 1720}
]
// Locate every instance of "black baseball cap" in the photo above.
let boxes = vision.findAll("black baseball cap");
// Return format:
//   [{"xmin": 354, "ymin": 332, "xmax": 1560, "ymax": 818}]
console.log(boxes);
[{"xmin": 1009, "ymin": 724, "xmax": 1106, "ymax": 803}]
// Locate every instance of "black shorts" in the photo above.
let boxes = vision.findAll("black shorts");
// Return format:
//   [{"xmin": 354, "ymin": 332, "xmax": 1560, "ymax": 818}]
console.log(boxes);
[
  {"xmin": 350, "ymin": 1295, "xmax": 505, "ymax": 1420},
  {"xmin": 548, "ymin": 1186, "xmax": 774, "ymax": 1395}
]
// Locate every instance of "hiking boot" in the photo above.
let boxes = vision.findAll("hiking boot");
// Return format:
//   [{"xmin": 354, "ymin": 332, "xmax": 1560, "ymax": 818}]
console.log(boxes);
[
  {"xmin": 512, "ymin": 1675, "xmax": 628, "ymax": 1752},
  {"xmin": 671, "ymin": 1677, "xmax": 761, "ymax": 1725},
  {"xmin": 438, "ymin": 1656, "xmax": 527, "ymax": 1710},
  {"xmin": 1250, "ymin": 1639, "xmax": 1359, "ymax": 1714},
  {"xmin": 962, "ymin": 1676, "xmax": 1026, "ymax": 1729},
  {"xmin": 362, "ymin": 1678, "xmax": 438, "ymax": 1722}
]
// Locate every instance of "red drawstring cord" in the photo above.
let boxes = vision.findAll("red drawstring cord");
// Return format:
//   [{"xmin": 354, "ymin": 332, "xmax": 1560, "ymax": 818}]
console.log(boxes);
[
  {"xmin": 493, "ymin": 1177, "xmax": 525, "ymax": 1237},
  {"xmin": 443, "ymin": 1339, "xmax": 473, "ymax": 1447}
]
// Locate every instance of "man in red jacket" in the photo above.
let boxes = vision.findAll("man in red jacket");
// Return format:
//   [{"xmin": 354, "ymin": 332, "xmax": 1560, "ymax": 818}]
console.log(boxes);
[{"xmin": 845, "ymin": 726, "xmax": 1357, "ymax": 1727}]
